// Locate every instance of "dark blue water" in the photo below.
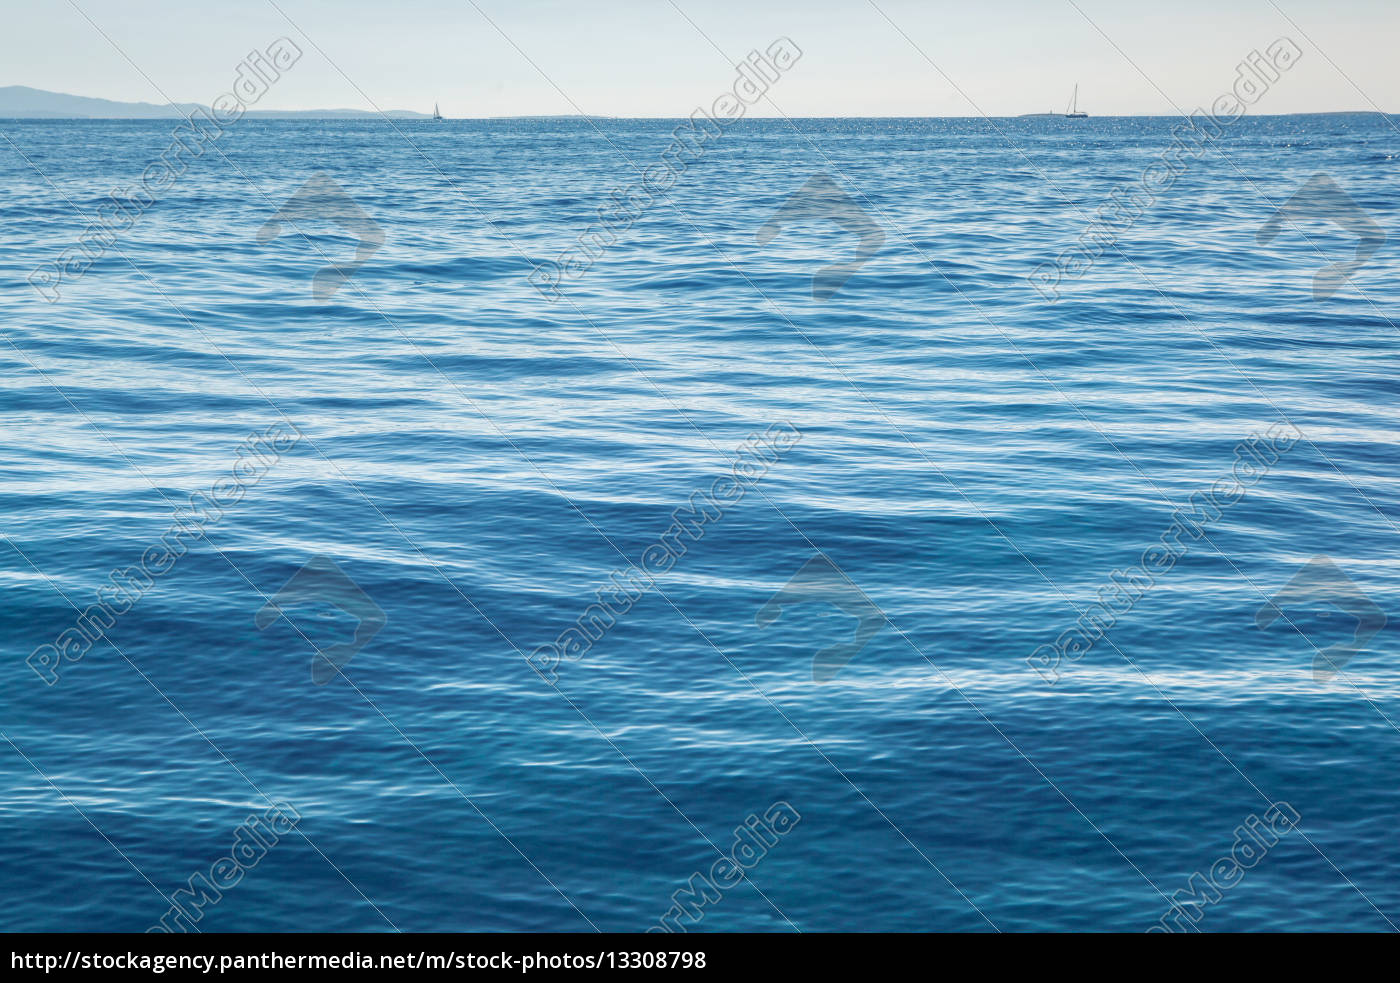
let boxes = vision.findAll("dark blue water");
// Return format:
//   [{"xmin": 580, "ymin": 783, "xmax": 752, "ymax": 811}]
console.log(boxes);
[{"xmin": 1, "ymin": 116, "xmax": 1398, "ymax": 932}]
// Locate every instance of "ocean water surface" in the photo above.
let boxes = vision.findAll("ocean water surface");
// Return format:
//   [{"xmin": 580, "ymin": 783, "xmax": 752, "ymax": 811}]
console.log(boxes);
[{"xmin": 1, "ymin": 115, "xmax": 1398, "ymax": 932}]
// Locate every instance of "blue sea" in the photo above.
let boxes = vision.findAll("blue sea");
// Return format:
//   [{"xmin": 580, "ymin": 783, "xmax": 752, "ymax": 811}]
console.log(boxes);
[{"xmin": 1, "ymin": 115, "xmax": 1397, "ymax": 932}]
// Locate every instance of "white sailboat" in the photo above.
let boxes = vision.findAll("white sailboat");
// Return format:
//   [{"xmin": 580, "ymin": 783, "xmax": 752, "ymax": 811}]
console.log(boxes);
[
  {"xmin": 1065, "ymin": 84, "xmax": 1088, "ymax": 118},
  {"xmin": 433, "ymin": 102, "xmax": 444, "ymax": 121}
]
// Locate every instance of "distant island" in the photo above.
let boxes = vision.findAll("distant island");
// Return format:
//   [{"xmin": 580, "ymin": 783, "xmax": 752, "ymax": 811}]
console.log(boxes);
[{"xmin": 0, "ymin": 86, "xmax": 429, "ymax": 119}]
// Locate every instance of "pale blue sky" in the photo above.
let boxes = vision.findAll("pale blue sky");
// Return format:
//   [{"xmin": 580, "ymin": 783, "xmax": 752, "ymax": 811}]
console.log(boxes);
[{"xmin": 4, "ymin": 0, "xmax": 1396, "ymax": 116}]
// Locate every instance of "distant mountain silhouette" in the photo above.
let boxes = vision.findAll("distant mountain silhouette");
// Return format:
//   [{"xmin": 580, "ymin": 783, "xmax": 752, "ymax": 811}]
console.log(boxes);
[{"xmin": 0, "ymin": 86, "xmax": 429, "ymax": 119}]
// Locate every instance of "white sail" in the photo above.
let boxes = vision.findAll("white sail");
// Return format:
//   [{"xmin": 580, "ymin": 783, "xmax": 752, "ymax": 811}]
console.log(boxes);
[{"xmin": 1065, "ymin": 84, "xmax": 1087, "ymax": 118}]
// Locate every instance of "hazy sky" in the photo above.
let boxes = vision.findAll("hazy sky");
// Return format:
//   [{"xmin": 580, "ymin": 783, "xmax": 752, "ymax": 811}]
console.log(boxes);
[{"xmin": 3, "ymin": 0, "xmax": 1396, "ymax": 116}]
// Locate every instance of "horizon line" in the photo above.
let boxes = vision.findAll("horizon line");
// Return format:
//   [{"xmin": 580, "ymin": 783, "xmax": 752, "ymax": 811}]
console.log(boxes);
[{"xmin": 1, "ymin": 109, "xmax": 1394, "ymax": 120}]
